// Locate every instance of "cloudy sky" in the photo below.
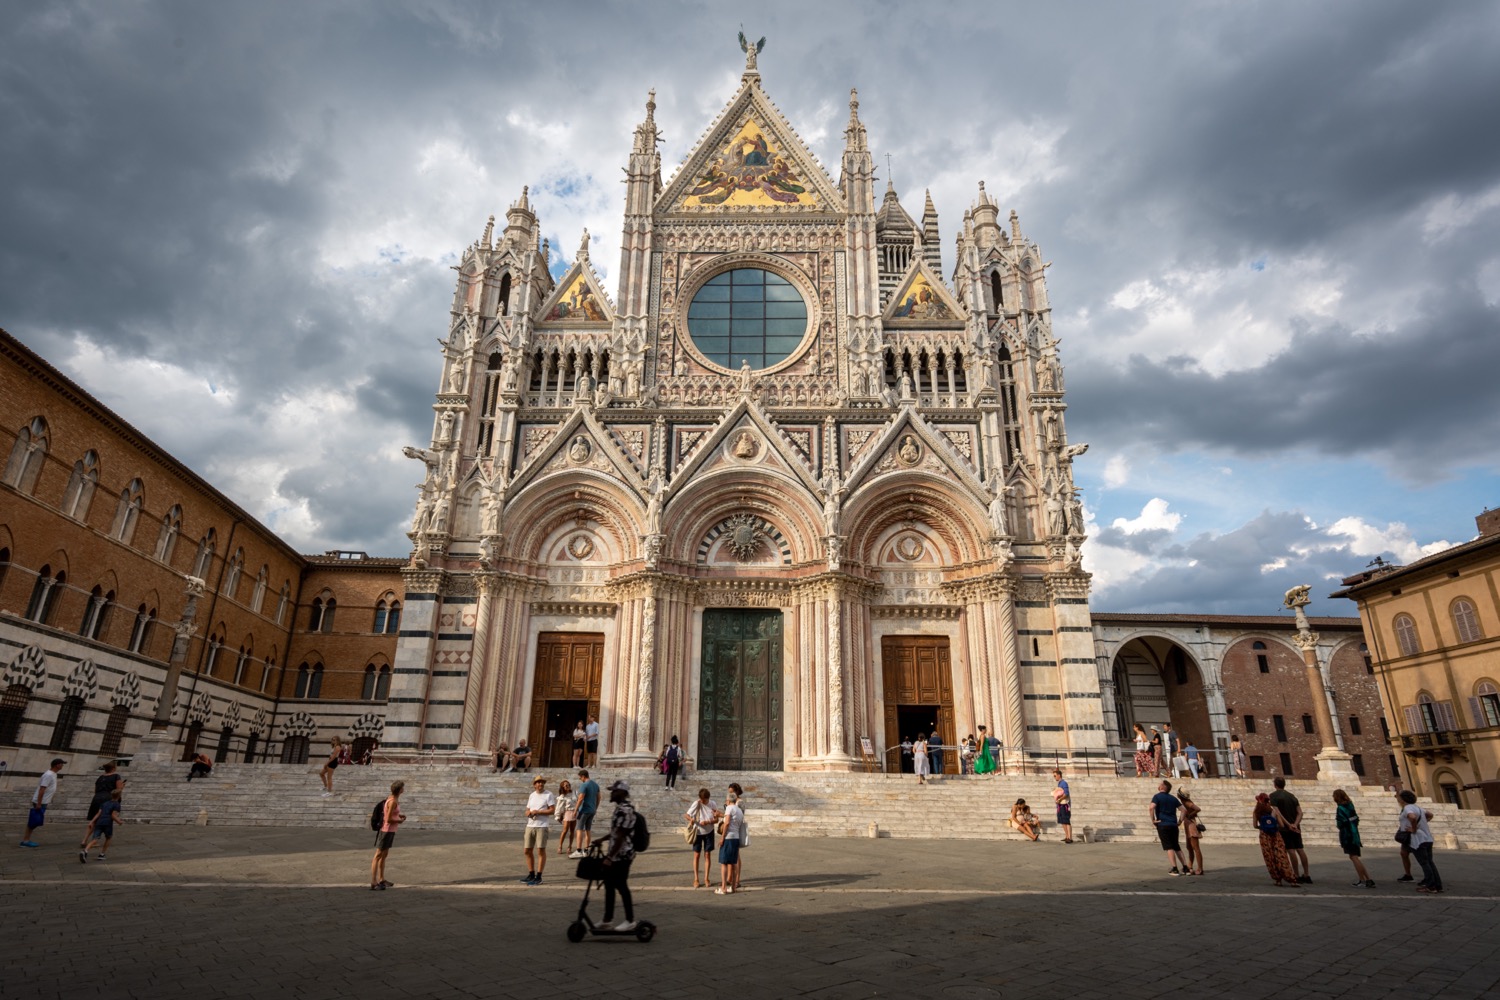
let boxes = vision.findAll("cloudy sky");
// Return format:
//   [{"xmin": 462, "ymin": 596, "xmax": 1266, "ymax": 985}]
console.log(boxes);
[{"xmin": 3, "ymin": 1, "xmax": 1498, "ymax": 616}]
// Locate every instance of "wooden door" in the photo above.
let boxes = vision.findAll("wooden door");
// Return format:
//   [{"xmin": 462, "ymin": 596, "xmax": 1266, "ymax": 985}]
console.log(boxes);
[
  {"xmin": 698, "ymin": 610, "xmax": 783, "ymax": 771},
  {"xmin": 881, "ymin": 635, "xmax": 956, "ymax": 773},
  {"xmin": 527, "ymin": 633, "xmax": 603, "ymax": 763}
]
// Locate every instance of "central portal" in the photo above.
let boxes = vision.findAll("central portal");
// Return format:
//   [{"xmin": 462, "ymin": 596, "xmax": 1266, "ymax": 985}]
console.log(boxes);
[{"xmin": 698, "ymin": 609, "xmax": 783, "ymax": 771}]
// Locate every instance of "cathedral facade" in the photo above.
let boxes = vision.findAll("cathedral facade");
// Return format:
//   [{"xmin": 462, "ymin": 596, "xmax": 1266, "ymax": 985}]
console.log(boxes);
[{"xmin": 386, "ymin": 55, "xmax": 1105, "ymax": 770}]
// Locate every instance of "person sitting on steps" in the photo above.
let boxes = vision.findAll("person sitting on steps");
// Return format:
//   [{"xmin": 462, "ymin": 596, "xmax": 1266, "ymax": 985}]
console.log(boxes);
[{"xmin": 1009, "ymin": 799, "xmax": 1041, "ymax": 841}]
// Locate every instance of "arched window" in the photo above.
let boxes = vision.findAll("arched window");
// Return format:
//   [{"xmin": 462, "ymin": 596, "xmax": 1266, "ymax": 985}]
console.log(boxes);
[
  {"xmin": 1453, "ymin": 599, "xmax": 1483, "ymax": 644},
  {"xmin": 275, "ymin": 583, "xmax": 291, "ymax": 625},
  {"xmin": 61, "ymin": 451, "xmax": 99, "ymax": 520},
  {"xmin": 1472, "ymin": 681, "xmax": 1500, "ymax": 728},
  {"xmin": 281, "ymin": 735, "xmax": 310, "ymax": 764},
  {"xmin": 260, "ymin": 653, "xmax": 275, "ymax": 693},
  {"xmin": 0, "ymin": 683, "xmax": 32, "ymax": 745},
  {"xmin": 192, "ymin": 528, "xmax": 216, "ymax": 579},
  {"xmin": 244, "ymin": 730, "xmax": 260, "ymax": 763},
  {"xmin": 251, "ymin": 566, "xmax": 268, "ymax": 613},
  {"xmin": 204, "ymin": 631, "xmax": 223, "ymax": 675},
  {"xmin": 1393, "ymin": 614, "xmax": 1421, "ymax": 657},
  {"xmin": 989, "ymin": 270, "xmax": 1003, "ymax": 312},
  {"xmin": 308, "ymin": 595, "xmax": 335, "ymax": 633},
  {"xmin": 498, "ymin": 272, "xmax": 512, "ymax": 316},
  {"xmin": 1252, "ymin": 640, "xmax": 1270, "ymax": 674},
  {"xmin": 362, "ymin": 665, "xmax": 377, "ymax": 700},
  {"xmin": 0, "ymin": 547, "xmax": 8, "ymax": 591},
  {"xmin": 26, "ymin": 565, "xmax": 66, "ymax": 624},
  {"xmin": 223, "ymin": 548, "xmax": 244, "ymax": 601},
  {"xmin": 376, "ymin": 664, "xmax": 391, "ymax": 700},
  {"xmin": 111, "ymin": 478, "xmax": 144, "ymax": 543},
  {"xmin": 128, "ymin": 605, "xmax": 157, "ymax": 654},
  {"xmin": 3, "ymin": 416, "xmax": 49, "ymax": 493},
  {"xmin": 215, "ymin": 724, "xmax": 235, "ymax": 763},
  {"xmin": 308, "ymin": 663, "xmax": 324, "ymax": 699},
  {"xmin": 232, "ymin": 644, "xmax": 250, "ymax": 686},
  {"xmin": 373, "ymin": 600, "xmax": 389, "ymax": 634},
  {"xmin": 79, "ymin": 586, "xmax": 114, "ymax": 640},
  {"xmin": 155, "ymin": 505, "xmax": 183, "ymax": 562},
  {"xmin": 294, "ymin": 663, "xmax": 310, "ymax": 698},
  {"xmin": 373, "ymin": 597, "xmax": 401, "ymax": 634},
  {"xmin": 49, "ymin": 695, "xmax": 84, "ymax": 750},
  {"xmin": 98, "ymin": 703, "xmax": 131, "ymax": 757}
]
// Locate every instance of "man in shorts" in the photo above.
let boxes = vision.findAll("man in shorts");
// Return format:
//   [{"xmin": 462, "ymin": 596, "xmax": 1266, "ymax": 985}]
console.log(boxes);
[
  {"xmin": 522, "ymin": 775, "xmax": 556, "ymax": 885},
  {"xmin": 21, "ymin": 758, "xmax": 65, "ymax": 848},
  {"xmin": 571, "ymin": 768, "xmax": 600, "ymax": 858},
  {"xmin": 1052, "ymin": 769, "xmax": 1073, "ymax": 844},
  {"xmin": 1269, "ymin": 777, "xmax": 1310, "ymax": 883},
  {"xmin": 585, "ymin": 715, "xmax": 600, "ymax": 766},
  {"xmin": 1149, "ymin": 779, "xmax": 1186, "ymax": 875}
]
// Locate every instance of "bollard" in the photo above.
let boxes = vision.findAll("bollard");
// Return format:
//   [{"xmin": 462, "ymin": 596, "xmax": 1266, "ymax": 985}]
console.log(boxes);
[
  {"xmin": 1445, "ymin": 831, "xmax": 1459, "ymax": 851},
  {"xmin": 195, "ymin": 808, "xmax": 209, "ymax": 826},
  {"xmin": 1080, "ymin": 825, "xmax": 1095, "ymax": 844},
  {"xmin": 868, "ymin": 821, "xmax": 880, "ymax": 838}
]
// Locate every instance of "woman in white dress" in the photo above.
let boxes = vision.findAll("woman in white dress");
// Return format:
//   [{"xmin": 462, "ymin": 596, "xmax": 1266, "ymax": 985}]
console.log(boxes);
[{"xmin": 913, "ymin": 734, "xmax": 931, "ymax": 784}]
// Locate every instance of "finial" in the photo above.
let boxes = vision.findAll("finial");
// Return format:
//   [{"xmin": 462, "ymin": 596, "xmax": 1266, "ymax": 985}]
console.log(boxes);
[
  {"xmin": 519, "ymin": 184, "xmax": 530, "ymax": 210},
  {"xmin": 1010, "ymin": 208, "xmax": 1021, "ymax": 240},
  {"xmin": 850, "ymin": 87, "xmax": 860, "ymax": 115},
  {"xmin": 578, "ymin": 228, "xmax": 590, "ymax": 258},
  {"xmin": 645, "ymin": 88, "xmax": 656, "ymax": 124},
  {"xmin": 481, "ymin": 214, "xmax": 495, "ymax": 247},
  {"xmin": 738, "ymin": 30, "xmax": 765, "ymax": 73}
]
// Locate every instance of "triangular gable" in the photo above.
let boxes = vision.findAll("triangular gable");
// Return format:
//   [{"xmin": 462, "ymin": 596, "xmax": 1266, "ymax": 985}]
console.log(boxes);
[
  {"xmin": 664, "ymin": 396, "xmax": 819, "ymax": 501},
  {"xmin": 842, "ymin": 406, "xmax": 988, "ymax": 503},
  {"xmin": 883, "ymin": 260, "xmax": 966, "ymax": 327},
  {"xmin": 658, "ymin": 81, "xmax": 844, "ymax": 215},
  {"xmin": 535, "ymin": 259, "xmax": 614, "ymax": 325},
  {"xmin": 508, "ymin": 407, "xmax": 643, "ymax": 498}
]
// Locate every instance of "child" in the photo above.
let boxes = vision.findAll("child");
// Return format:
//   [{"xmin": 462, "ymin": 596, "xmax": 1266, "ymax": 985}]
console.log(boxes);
[{"xmin": 81, "ymin": 788, "xmax": 121, "ymax": 862}]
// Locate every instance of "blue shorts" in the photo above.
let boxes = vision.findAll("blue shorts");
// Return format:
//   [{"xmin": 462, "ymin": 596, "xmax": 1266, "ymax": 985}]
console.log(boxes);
[
  {"xmin": 718, "ymin": 839, "xmax": 741, "ymax": 865},
  {"xmin": 576, "ymin": 811, "xmax": 595, "ymax": 833},
  {"xmin": 90, "ymin": 824, "xmax": 114, "ymax": 841},
  {"xmin": 694, "ymin": 831, "xmax": 716, "ymax": 853}
]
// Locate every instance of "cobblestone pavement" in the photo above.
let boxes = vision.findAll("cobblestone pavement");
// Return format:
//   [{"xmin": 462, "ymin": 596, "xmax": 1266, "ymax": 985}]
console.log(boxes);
[{"xmin": 3, "ymin": 825, "xmax": 1499, "ymax": 999}]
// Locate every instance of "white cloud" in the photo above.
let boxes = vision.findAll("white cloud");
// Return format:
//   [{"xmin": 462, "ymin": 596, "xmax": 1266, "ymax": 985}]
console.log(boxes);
[
  {"xmin": 1102, "ymin": 454, "xmax": 1130, "ymax": 488},
  {"xmin": 1111, "ymin": 497, "xmax": 1183, "ymax": 534},
  {"xmin": 1324, "ymin": 516, "xmax": 1453, "ymax": 564}
]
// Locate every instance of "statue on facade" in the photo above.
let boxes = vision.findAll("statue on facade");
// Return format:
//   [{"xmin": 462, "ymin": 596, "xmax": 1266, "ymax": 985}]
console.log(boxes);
[
  {"xmin": 643, "ymin": 471, "xmax": 665, "ymax": 534},
  {"xmin": 738, "ymin": 32, "xmax": 766, "ymax": 71},
  {"xmin": 987, "ymin": 469, "xmax": 1012, "ymax": 536},
  {"xmin": 1043, "ymin": 484, "xmax": 1066, "ymax": 537},
  {"xmin": 898, "ymin": 371, "xmax": 914, "ymax": 402},
  {"xmin": 644, "ymin": 532, "xmax": 664, "ymax": 570},
  {"xmin": 436, "ymin": 411, "xmax": 455, "ymax": 443},
  {"xmin": 737, "ymin": 360, "xmax": 756, "ymax": 398},
  {"xmin": 1068, "ymin": 489, "xmax": 1086, "ymax": 535},
  {"xmin": 1043, "ymin": 409, "xmax": 1061, "ymax": 451}
]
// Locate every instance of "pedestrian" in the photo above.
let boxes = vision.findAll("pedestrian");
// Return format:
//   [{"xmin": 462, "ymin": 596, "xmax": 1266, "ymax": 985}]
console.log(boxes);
[
  {"xmin": 1009, "ymin": 799, "xmax": 1041, "ymax": 841},
  {"xmin": 663, "ymin": 735, "xmax": 683, "ymax": 789},
  {"xmin": 928, "ymin": 727, "xmax": 945, "ymax": 777},
  {"xmin": 320, "ymin": 736, "xmax": 342, "ymax": 795},
  {"xmin": 1252, "ymin": 792, "xmax": 1299, "ymax": 886},
  {"xmin": 1052, "ymin": 769, "xmax": 1073, "ymax": 843},
  {"xmin": 522, "ymin": 775, "xmax": 556, "ymax": 885},
  {"xmin": 554, "ymin": 779, "xmax": 578, "ymax": 856},
  {"xmin": 1184, "ymin": 739, "xmax": 1201, "ymax": 780},
  {"xmin": 1230, "ymin": 734, "xmax": 1249, "ymax": 778},
  {"xmin": 80, "ymin": 789, "xmax": 122, "ymax": 862},
  {"xmin": 899, "ymin": 736, "xmax": 913, "ymax": 773},
  {"xmin": 1148, "ymin": 727, "xmax": 1163, "ymax": 776},
  {"xmin": 685, "ymin": 787, "xmax": 720, "ymax": 888},
  {"xmin": 716, "ymin": 790, "xmax": 745, "ymax": 894},
  {"xmin": 186, "ymin": 751, "xmax": 212, "ymax": 781},
  {"xmin": 960, "ymin": 735, "xmax": 976, "ymax": 775},
  {"xmin": 570, "ymin": 768, "xmax": 599, "ymax": 857},
  {"xmin": 598, "ymin": 779, "xmax": 639, "ymax": 931},
  {"xmin": 1132, "ymin": 724, "xmax": 1152, "ymax": 777},
  {"xmin": 1162, "ymin": 722, "xmax": 1181, "ymax": 777},
  {"xmin": 585, "ymin": 715, "xmax": 600, "ymax": 766},
  {"xmin": 1398, "ymin": 789, "xmax": 1442, "ymax": 893},
  {"xmin": 912, "ymin": 733, "xmax": 930, "ymax": 784},
  {"xmin": 974, "ymin": 726, "xmax": 996, "ymax": 775},
  {"xmin": 1268, "ymin": 777, "xmax": 1310, "ymax": 883},
  {"xmin": 1180, "ymin": 790, "xmax": 1204, "ymax": 875},
  {"xmin": 1392, "ymin": 790, "xmax": 1429, "ymax": 883},
  {"xmin": 20, "ymin": 758, "xmax": 65, "ymax": 847},
  {"xmin": 370, "ymin": 779, "xmax": 405, "ymax": 890},
  {"xmin": 728, "ymin": 782, "xmax": 747, "ymax": 889},
  {"xmin": 1149, "ymin": 779, "xmax": 1187, "ymax": 875},
  {"xmin": 571, "ymin": 719, "xmax": 586, "ymax": 768},
  {"xmin": 1333, "ymin": 789, "xmax": 1374, "ymax": 888},
  {"xmin": 81, "ymin": 761, "xmax": 125, "ymax": 849}
]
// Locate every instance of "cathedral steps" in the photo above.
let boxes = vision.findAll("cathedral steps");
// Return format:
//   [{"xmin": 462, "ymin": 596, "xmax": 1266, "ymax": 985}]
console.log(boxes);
[{"xmin": 13, "ymin": 761, "xmax": 1500, "ymax": 849}]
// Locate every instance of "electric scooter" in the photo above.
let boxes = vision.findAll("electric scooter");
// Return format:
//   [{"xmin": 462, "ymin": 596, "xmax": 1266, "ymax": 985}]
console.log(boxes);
[{"xmin": 567, "ymin": 845, "xmax": 656, "ymax": 943}]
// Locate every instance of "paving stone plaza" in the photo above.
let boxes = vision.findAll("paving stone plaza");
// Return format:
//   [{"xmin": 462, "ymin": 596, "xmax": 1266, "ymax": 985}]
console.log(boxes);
[{"xmin": 4, "ymin": 825, "xmax": 1500, "ymax": 999}]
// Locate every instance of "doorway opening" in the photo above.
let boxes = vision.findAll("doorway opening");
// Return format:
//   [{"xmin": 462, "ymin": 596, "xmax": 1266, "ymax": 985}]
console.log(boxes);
[
  {"xmin": 881, "ymin": 636, "xmax": 955, "ymax": 773},
  {"xmin": 526, "ymin": 632, "xmax": 602, "ymax": 767},
  {"xmin": 542, "ymin": 699, "xmax": 589, "ymax": 768}
]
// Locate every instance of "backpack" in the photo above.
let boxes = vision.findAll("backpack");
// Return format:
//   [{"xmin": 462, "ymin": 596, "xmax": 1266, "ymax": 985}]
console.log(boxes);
[
  {"xmin": 666, "ymin": 745, "xmax": 681, "ymax": 766},
  {"xmin": 370, "ymin": 799, "xmax": 387, "ymax": 832},
  {"xmin": 630, "ymin": 810, "xmax": 650, "ymax": 852},
  {"xmin": 1255, "ymin": 811, "xmax": 1279, "ymax": 836}
]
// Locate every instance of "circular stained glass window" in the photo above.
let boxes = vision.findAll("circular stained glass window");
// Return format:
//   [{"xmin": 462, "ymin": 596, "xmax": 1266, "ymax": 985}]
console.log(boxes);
[{"xmin": 686, "ymin": 268, "xmax": 808, "ymax": 370}]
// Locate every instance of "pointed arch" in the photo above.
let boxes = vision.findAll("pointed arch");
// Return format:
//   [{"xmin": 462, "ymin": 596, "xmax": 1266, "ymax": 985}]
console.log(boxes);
[{"xmin": 4, "ymin": 416, "xmax": 49, "ymax": 493}]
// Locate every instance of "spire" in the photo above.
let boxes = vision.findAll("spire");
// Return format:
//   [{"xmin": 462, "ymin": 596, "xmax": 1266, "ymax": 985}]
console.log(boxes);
[
  {"xmin": 921, "ymin": 190, "xmax": 941, "ymax": 272},
  {"xmin": 876, "ymin": 181, "xmax": 915, "ymax": 234},
  {"xmin": 843, "ymin": 88, "xmax": 867, "ymax": 152},
  {"xmin": 480, "ymin": 214, "xmax": 495, "ymax": 249},
  {"xmin": 1010, "ymin": 208, "xmax": 1022, "ymax": 241},
  {"xmin": 632, "ymin": 88, "xmax": 659, "ymax": 155},
  {"xmin": 971, "ymin": 180, "xmax": 1001, "ymax": 247},
  {"xmin": 505, "ymin": 185, "xmax": 536, "ymax": 243}
]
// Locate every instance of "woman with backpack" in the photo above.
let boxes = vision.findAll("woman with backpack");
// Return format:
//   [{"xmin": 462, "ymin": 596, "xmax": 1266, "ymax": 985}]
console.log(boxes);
[
  {"xmin": 663, "ymin": 735, "xmax": 683, "ymax": 789},
  {"xmin": 370, "ymin": 780, "xmax": 405, "ymax": 890},
  {"xmin": 1252, "ymin": 792, "xmax": 1299, "ymax": 887}
]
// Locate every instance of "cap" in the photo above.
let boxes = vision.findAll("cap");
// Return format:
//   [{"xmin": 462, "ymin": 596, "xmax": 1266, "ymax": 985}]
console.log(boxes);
[{"xmin": 608, "ymin": 778, "xmax": 630, "ymax": 793}]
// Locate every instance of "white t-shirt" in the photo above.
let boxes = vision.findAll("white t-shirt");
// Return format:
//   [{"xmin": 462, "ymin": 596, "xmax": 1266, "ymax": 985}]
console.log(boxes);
[
  {"xmin": 36, "ymin": 770, "xmax": 58, "ymax": 806},
  {"xmin": 1401, "ymin": 802, "xmax": 1434, "ymax": 848},
  {"xmin": 687, "ymin": 799, "xmax": 719, "ymax": 831},
  {"xmin": 722, "ymin": 802, "xmax": 745, "ymax": 841},
  {"xmin": 526, "ymin": 790, "xmax": 557, "ymax": 828}
]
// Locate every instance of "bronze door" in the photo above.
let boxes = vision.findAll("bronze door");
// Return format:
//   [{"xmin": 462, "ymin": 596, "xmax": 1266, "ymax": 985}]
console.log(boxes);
[
  {"xmin": 699, "ymin": 609, "xmax": 783, "ymax": 771},
  {"xmin": 881, "ymin": 636, "xmax": 956, "ymax": 773},
  {"xmin": 527, "ymin": 632, "xmax": 603, "ymax": 766}
]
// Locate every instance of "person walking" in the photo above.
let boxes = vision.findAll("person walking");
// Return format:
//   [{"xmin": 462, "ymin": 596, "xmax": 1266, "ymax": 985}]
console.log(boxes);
[
  {"xmin": 1333, "ymin": 789, "xmax": 1374, "ymax": 887},
  {"xmin": 598, "ymin": 779, "xmax": 640, "ymax": 932},
  {"xmin": 20, "ymin": 758, "xmax": 65, "ymax": 848},
  {"xmin": 1269, "ymin": 777, "xmax": 1310, "ymax": 883},
  {"xmin": 1184, "ymin": 739, "xmax": 1201, "ymax": 780},
  {"xmin": 960, "ymin": 735, "xmax": 976, "ymax": 775},
  {"xmin": 1148, "ymin": 727, "xmax": 1163, "ymax": 777},
  {"xmin": 571, "ymin": 720, "xmax": 586, "ymax": 769},
  {"xmin": 571, "ymin": 769, "xmax": 600, "ymax": 857},
  {"xmin": 1398, "ymin": 789, "xmax": 1442, "ymax": 893},
  {"xmin": 81, "ymin": 761, "xmax": 125, "ymax": 849},
  {"xmin": 1133, "ymin": 724, "xmax": 1152, "ymax": 777},
  {"xmin": 1230, "ymin": 734, "xmax": 1249, "ymax": 778},
  {"xmin": 1252, "ymin": 792, "xmax": 1299, "ymax": 886},
  {"xmin": 1180, "ymin": 790, "xmax": 1204, "ymax": 875},
  {"xmin": 554, "ymin": 779, "xmax": 578, "ymax": 856},
  {"xmin": 1392, "ymin": 790, "xmax": 1429, "ymax": 883},
  {"xmin": 1149, "ymin": 780, "xmax": 1187, "ymax": 875},
  {"xmin": 975, "ymin": 726, "xmax": 997, "ymax": 776},
  {"xmin": 686, "ymin": 787, "xmax": 720, "ymax": 888},
  {"xmin": 912, "ymin": 734, "xmax": 930, "ymax": 784},
  {"xmin": 370, "ymin": 780, "xmax": 405, "ymax": 890},
  {"xmin": 521, "ymin": 775, "xmax": 556, "ymax": 885},
  {"xmin": 320, "ymin": 736, "xmax": 343, "ymax": 796},
  {"xmin": 1052, "ymin": 769, "xmax": 1073, "ymax": 843},
  {"xmin": 1162, "ymin": 723, "xmax": 1181, "ymax": 777},
  {"xmin": 663, "ymin": 735, "xmax": 683, "ymax": 789},
  {"xmin": 716, "ymin": 790, "xmax": 745, "ymax": 895},
  {"xmin": 927, "ymin": 728, "xmax": 945, "ymax": 778},
  {"xmin": 80, "ymin": 789, "xmax": 122, "ymax": 862}
]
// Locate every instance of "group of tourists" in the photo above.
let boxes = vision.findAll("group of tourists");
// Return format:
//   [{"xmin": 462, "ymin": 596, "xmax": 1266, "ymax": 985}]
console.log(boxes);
[
  {"xmin": 1131, "ymin": 723, "xmax": 1212, "ymax": 778},
  {"xmin": 16, "ymin": 758, "xmax": 124, "ymax": 862},
  {"xmin": 900, "ymin": 725, "xmax": 1006, "ymax": 781}
]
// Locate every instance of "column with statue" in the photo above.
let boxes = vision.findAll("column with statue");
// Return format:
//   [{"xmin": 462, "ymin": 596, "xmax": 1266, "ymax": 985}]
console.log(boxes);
[{"xmin": 1283, "ymin": 584, "xmax": 1358, "ymax": 781}]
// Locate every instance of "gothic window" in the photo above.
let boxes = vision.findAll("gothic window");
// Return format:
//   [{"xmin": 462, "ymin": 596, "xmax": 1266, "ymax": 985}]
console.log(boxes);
[
  {"xmin": 1452, "ymin": 599, "xmax": 1483, "ymax": 643},
  {"xmin": 309, "ymin": 596, "xmax": 336, "ymax": 633},
  {"xmin": 989, "ymin": 270, "xmax": 1003, "ymax": 312},
  {"xmin": 1393, "ymin": 614, "xmax": 1420, "ymax": 657},
  {"xmin": 294, "ymin": 663, "xmax": 310, "ymax": 698},
  {"xmin": 99, "ymin": 704, "xmax": 130, "ymax": 757},
  {"xmin": 244, "ymin": 731, "xmax": 260, "ymax": 763},
  {"xmin": 0, "ymin": 548, "xmax": 9, "ymax": 591},
  {"xmin": 498, "ymin": 272, "xmax": 512, "ymax": 316},
  {"xmin": 233, "ymin": 644, "xmax": 250, "ymax": 686},
  {"xmin": 375, "ymin": 665, "xmax": 391, "ymax": 700},
  {"xmin": 275, "ymin": 583, "xmax": 291, "ymax": 625},
  {"xmin": 308, "ymin": 663, "xmax": 324, "ymax": 699},
  {"xmin": 50, "ymin": 695, "xmax": 84, "ymax": 750},
  {"xmin": 997, "ymin": 346, "xmax": 1021, "ymax": 462},
  {"xmin": 215, "ymin": 725, "xmax": 234, "ymax": 763},
  {"xmin": 3, "ymin": 416, "xmax": 49, "ymax": 493},
  {"xmin": 0, "ymin": 683, "xmax": 32, "ymax": 745},
  {"xmin": 478, "ymin": 352, "xmax": 502, "ymax": 454},
  {"xmin": 127, "ymin": 605, "xmax": 157, "ymax": 654},
  {"xmin": 223, "ymin": 548, "xmax": 244, "ymax": 601},
  {"xmin": 261, "ymin": 653, "xmax": 276, "ymax": 693},
  {"xmin": 687, "ymin": 268, "xmax": 808, "ymax": 370},
  {"xmin": 362, "ymin": 665, "xmax": 377, "ymax": 700},
  {"xmin": 373, "ymin": 598, "xmax": 401, "ymax": 634},
  {"xmin": 155, "ymin": 505, "xmax": 182, "ymax": 562},
  {"xmin": 204, "ymin": 631, "xmax": 223, "ymax": 675},
  {"xmin": 80, "ymin": 586, "xmax": 114, "ymax": 640},
  {"xmin": 1253, "ymin": 640, "xmax": 1270, "ymax": 673},
  {"xmin": 61, "ymin": 451, "xmax": 99, "ymax": 520},
  {"xmin": 111, "ymin": 478, "xmax": 144, "ymax": 544},
  {"xmin": 282, "ymin": 735, "xmax": 310, "ymax": 764},
  {"xmin": 251, "ymin": 566, "xmax": 268, "ymax": 613},
  {"xmin": 26, "ymin": 565, "xmax": 66, "ymax": 624},
  {"xmin": 193, "ymin": 528, "xmax": 217, "ymax": 579}
]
